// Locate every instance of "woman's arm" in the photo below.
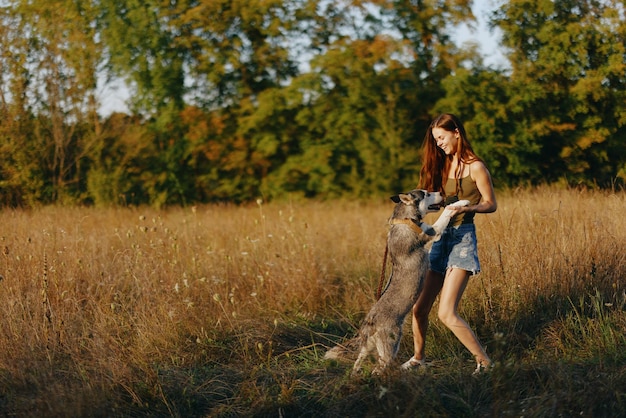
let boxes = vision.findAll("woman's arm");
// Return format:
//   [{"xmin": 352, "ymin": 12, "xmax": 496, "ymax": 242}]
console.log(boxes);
[{"xmin": 455, "ymin": 161, "xmax": 497, "ymax": 214}]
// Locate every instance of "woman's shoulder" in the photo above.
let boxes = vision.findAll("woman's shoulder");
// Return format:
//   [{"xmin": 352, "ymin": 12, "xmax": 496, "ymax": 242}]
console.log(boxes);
[
  {"xmin": 468, "ymin": 159, "xmax": 487, "ymax": 170},
  {"xmin": 468, "ymin": 159, "xmax": 490, "ymax": 179}
]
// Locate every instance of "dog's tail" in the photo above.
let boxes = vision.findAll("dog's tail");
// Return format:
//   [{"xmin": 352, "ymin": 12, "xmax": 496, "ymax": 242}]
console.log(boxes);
[
  {"xmin": 323, "ymin": 337, "xmax": 360, "ymax": 361},
  {"xmin": 323, "ymin": 345, "xmax": 348, "ymax": 360}
]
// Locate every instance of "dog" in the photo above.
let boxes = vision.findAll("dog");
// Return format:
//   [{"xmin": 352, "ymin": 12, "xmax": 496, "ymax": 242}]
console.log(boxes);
[{"xmin": 324, "ymin": 189, "xmax": 469, "ymax": 375}]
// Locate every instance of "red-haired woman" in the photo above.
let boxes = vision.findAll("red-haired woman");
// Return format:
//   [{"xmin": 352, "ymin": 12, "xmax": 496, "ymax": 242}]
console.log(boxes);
[{"xmin": 402, "ymin": 113, "xmax": 496, "ymax": 374}]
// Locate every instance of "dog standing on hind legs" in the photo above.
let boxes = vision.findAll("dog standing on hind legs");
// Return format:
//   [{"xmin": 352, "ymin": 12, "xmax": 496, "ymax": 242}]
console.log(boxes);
[{"xmin": 324, "ymin": 189, "xmax": 469, "ymax": 375}]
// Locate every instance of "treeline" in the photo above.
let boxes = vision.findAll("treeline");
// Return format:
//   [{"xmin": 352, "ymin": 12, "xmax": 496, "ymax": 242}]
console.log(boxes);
[{"xmin": 0, "ymin": 0, "xmax": 625, "ymax": 207}]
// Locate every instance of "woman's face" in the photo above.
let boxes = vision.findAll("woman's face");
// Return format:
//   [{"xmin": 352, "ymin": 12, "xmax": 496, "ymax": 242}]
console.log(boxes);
[{"xmin": 432, "ymin": 127, "xmax": 459, "ymax": 155}]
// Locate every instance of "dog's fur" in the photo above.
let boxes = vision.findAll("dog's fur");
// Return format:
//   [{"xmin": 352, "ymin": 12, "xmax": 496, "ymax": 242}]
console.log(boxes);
[{"xmin": 324, "ymin": 189, "xmax": 469, "ymax": 374}]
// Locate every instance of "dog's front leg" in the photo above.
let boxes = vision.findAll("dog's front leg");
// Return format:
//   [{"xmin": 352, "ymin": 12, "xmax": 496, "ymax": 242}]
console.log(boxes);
[{"xmin": 430, "ymin": 200, "xmax": 470, "ymax": 234}]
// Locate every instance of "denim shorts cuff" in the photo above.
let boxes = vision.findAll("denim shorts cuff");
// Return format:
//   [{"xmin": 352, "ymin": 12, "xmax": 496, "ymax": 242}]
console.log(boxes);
[
  {"xmin": 430, "ymin": 266, "xmax": 446, "ymax": 275},
  {"xmin": 448, "ymin": 265, "xmax": 480, "ymax": 275}
]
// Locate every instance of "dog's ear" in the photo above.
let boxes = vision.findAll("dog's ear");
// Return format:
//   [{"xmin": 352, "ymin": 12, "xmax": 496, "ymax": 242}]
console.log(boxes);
[{"xmin": 391, "ymin": 193, "xmax": 415, "ymax": 204}]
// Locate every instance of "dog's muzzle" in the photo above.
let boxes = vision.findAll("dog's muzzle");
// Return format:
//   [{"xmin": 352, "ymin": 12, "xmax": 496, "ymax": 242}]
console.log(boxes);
[{"xmin": 428, "ymin": 202, "xmax": 444, "ymax": 210}]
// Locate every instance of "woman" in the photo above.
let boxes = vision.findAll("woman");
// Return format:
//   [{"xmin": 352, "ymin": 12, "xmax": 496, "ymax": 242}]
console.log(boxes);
[{"xmin": 401, "ymin": 113, "xmax": 496, "ymax": 374}]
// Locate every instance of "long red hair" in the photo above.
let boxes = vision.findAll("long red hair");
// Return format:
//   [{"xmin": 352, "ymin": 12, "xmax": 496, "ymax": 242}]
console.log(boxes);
[{"xmin": 418, "ymin": 113, "xmax": 482, "ymax": 196}]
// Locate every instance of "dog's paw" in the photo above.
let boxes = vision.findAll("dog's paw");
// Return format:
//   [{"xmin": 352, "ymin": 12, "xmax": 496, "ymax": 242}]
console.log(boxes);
[
  {"xmin": 439, "ymin": 200, "xmax": 469, "ymax": 217},
  {"xmin": 432, "ymin": 200, "xmax": 470, "ymax": 233},
  {"xmin": 446, "ymin": 199, "xmax": 470, "ymax": 208},
  {"xmin": 419, "ymin": 223, "xmax": 436, "ymax": 236}
]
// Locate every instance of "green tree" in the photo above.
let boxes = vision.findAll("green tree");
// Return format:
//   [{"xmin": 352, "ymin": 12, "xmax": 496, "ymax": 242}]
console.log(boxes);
[
  {"xmin": 96, "ymin": 0, "xmax": 313, "ymax": 203},
  {"xmin": 492, "ymin": 0, "xmax": 626, "ymax": 186},
  {"xmin": 248, "ymin": 1, "xmax": 479, "ymax": 199},
  {"xmin": 98, "ymin": 0, "xmax": 187, "ymax": 114},
  {"xmin": 0, "ymin": 5, "xmax": 37, "ymax": 206},
  {"xmin": 0, "ymin": 0, "xmax": 101, "ymax": 205},
  {"xmin": 433, "ymin": 67, "xmax": 518, "ymax": 185},
  {"xmin": 86, "ymin": 113, "xmax": 152, "ymax": 206}
]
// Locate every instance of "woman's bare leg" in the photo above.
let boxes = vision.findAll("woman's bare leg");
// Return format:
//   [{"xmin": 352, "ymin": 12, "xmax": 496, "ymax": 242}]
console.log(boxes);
[
  {"xmin": 437, "ymin": 268, "xmax": 491, "ymax": 367},
  {"xmin": 410, "ymin": 270, "xmax": 444, "ymax": 361}
]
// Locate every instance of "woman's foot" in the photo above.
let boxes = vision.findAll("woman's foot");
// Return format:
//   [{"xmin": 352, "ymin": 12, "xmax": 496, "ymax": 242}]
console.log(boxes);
[
  {"xmin": 400, "ymin": 356, "xmax": 428, "ymax": 370},
  {"xmin": 472, "ymin": 360, "xmax": 493, "ymax": 375}
]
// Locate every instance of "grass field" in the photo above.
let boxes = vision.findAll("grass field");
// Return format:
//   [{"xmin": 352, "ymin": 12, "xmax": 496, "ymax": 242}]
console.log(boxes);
[{"xmin": 0, "ymin": 187, "xmax": 625, "ymax": 417}]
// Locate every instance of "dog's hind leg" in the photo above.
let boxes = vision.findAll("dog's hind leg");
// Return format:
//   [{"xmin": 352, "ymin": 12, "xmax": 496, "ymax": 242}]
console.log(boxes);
[
  {"xmin": 372, "ymin": 329, "xmax": 401, "ymax": 375},
  {"xmin": 352, "ymin": 339, "xmax": 373, "ymax": 375}
]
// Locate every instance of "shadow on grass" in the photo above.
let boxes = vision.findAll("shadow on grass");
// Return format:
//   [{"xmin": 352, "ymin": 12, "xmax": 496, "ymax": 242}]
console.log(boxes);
[{"xmin": 1, "ymin": 292, "xmax": 622, "ymax": 417}]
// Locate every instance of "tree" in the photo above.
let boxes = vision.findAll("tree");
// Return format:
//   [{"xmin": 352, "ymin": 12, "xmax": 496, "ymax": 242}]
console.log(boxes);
[
  {"xmin": 433, "ymin": 67, "xmax": 519, "ymax": 185},
  {"xmin": 98, "ymin": 0, "xmax": 187, "ymax": 115},
  {"xmin": 492, "ymin": 0, "xmax": 626, "ymax": 186},
  {"xmin": 0, "ymin": 0, "xmax": 101, "ymax": 205},
  {"xmin": 254, "ymin": 0, "xmax": 479, "ymax": 198}
]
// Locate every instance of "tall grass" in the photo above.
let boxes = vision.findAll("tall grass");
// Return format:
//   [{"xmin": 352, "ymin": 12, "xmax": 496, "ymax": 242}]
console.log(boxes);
[{"xmin": 0, "ymin": 187, "xmax": 624, "ymax": 417}]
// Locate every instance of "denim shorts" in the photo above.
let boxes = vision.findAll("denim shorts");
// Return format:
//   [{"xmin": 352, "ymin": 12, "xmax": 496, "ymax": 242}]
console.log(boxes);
[{"xmin": 429, "ymin": 223, "xmax": 480, "ymax": 275}]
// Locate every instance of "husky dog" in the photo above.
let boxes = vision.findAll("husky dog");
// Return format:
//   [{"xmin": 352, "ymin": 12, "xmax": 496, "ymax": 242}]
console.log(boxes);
[{"xmin": 324, "ymin": 190, "xmax": 469, "ymax": 375}]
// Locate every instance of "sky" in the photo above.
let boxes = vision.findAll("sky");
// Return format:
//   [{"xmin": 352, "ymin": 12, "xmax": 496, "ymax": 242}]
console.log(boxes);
[
  {"xmin": 453, "ymin": 0, "xmax": 507, "ymax": 68},
  {"xmin": 98, "ymin": 77, "xmax": 131, "ymax": 117},
  {"xmin": 97, "ymin": 1, "xmax": 507, "ymax": 116}
]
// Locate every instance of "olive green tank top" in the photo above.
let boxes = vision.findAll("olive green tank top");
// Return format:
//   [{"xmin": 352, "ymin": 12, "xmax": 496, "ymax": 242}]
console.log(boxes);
[{"xmin": 445, "ymin": 176, "xmax": 481, "ymax": 226}]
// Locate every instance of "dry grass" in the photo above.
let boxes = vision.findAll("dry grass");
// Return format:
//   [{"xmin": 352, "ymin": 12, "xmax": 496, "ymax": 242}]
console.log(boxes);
[{"xmin": 0, "ymin": 187, "xmax": 625, "ymax": 417}]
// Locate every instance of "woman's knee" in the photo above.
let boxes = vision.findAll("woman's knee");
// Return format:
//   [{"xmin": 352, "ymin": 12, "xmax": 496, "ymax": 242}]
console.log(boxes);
[
  {"xmin": 437, "ymin": 309, "xmax": 459, "ymax": 328},
  {"xmin": 412, "ymin": 301, "xmax": 431, "ymax": 320},
  {"xmin": 413, "ymin": 271, "xmax": 443, "ymax": 320}
]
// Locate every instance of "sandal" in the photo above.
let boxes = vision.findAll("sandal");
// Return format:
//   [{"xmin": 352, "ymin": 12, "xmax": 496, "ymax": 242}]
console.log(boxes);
[
  {"xmin": 472, "ymin": 361, "xmax": 494, "ymax": 375},
  {"xmin": 400, "ymin": 356, "xmax": 428, "ymax": 370}
]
